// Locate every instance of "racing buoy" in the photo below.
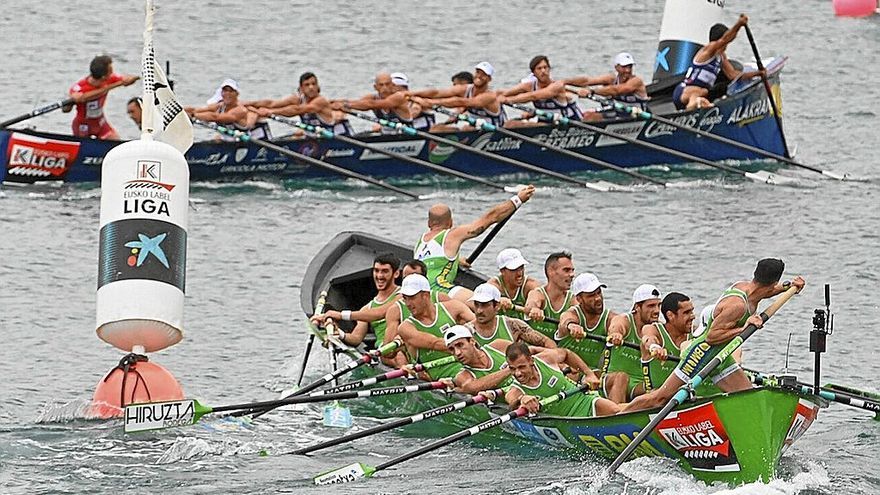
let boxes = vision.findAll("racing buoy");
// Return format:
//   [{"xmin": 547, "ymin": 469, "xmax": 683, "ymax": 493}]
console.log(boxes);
[
  {"xmin": 832, "ymin": 0, "xmax": 877, "ymax": 16},
  {"xmin": 89, "ymin": 348, "xmax": 185, "ymax": 419}
]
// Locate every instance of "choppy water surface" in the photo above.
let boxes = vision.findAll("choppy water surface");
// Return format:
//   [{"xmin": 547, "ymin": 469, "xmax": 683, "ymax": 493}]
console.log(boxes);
[{"xmin": 1, "ymin": 1, "xmax": 879, "ymax": 494}]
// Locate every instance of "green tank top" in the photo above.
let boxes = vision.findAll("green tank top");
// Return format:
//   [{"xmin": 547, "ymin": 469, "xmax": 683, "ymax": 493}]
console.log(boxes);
[
  {"xmin": 462, "ymin": 345, "xmax": 514, "ymax": 388},
  {"xmin": 471, "ymin": 316, "xmax": 515, "ymax": 347},
  {"xmin": 496, "ymin": 275, "xmax": 530, "ymax": 318},
  {"xmin": 527, "ymin": 287, "xmax": 572, "ymax": 338},
  {"xmin": 604, "ymin": 313, "xmax": 643, "ymax": 382},
  {"xmin": 368, "ymin": 288, "xmax": 399, "ymax": 344},
  {"xmin": 414, "ymin": 229, "xmax": 460, "ymax": 292},
  {"xmin": 557, "ymin": 306, "xmax": 609, "ymax": 370},
  {"xmin": 511, "ymin": 356, "xmax": 595, "ymax": 417},
  {"xmin": 642, "ymin": 322, "xmax": 683, "ymax": 392},
  {"xmin": 397, "ymin": 290, "xmax": 440, "ymax": 322},
  {"xmin": 406, "ymin": 302, "xmax": 463, "ymax": 380}
]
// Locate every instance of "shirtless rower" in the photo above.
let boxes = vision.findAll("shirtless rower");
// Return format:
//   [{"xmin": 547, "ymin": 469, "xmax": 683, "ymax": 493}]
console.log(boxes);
[
  {"xmin": 623, "ymin": 259, "xmax": 804, "ymax": 412},
  {"xmin": 488, "ymin": 248, "xmax": 540, "ymax": 319},
  {"xmin": 603, "ymin": 284, "xmax": 663, "ymax": 403},
  {"xmin": 467, "ymin": 283, "xmax": 555, "ymax": 348},
  {"xmin": 441, "ymin": 325, "xmax": 515, "ymax": 395},
  {"xmin": 523, "ymin": 251, "xmax": 575, "ymax": 339},
  {"xmin": 249, "ymin": 72, "xmax": 354, "ymax": 135},
  {"xmin": 499, "ymin": 55, "xmax": 582, "ymax": 126},
  {"xmin": 396, "ymin": 274, "xmax": 476, "ymax": 380},
  {"xmin": 672, "ymin": 15, "xmax": 763, "ymax": 111},
  {"xmin": 415, "ymin": 185, "xmax": 536, "ymax": 301},
  {"xmin": 409, "ymin": 61, "xmax": 507, "ymax": 131},
  {"xmin": 64, "ymin": 55, "xmax": 139, "ymax": 139},
  {"xmin": 566, "ymin": 52, "xmax": 649, "ymax": 121},
  {"xmin": 504, "ymin": 342, "xmax": 619, "ymax": 416},
  {"xmin": 185, "ymin": 79, "xmax": 273, "ymax": 140}
]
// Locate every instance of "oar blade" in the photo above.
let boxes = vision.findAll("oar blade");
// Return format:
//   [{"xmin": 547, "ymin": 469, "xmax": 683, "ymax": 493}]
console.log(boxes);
[
  {"xmin": 744, "ymin": 170, "xmax": 813, "ymax": 188},
  {"xmin": 123, "ymin": 399, "xmax": 205, "ymax": 433},
  {"xmin": 314, "ymin": 462, "xmax": 376, "ymax": 485}
]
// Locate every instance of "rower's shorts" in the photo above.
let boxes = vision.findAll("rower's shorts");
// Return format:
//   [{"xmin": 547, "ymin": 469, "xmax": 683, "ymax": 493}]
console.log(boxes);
[
  {"xmin": 672, "ymin": 83, "xmax": 687, "ymax": 111},
  {"xmin": 673, "ymin": 338, "xmax": 740, "ymax": 385}
]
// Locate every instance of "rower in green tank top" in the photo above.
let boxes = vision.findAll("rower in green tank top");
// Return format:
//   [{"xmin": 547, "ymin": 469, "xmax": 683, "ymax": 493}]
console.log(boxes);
[
  {"xmin": 503, "ymin": 342, "xmax": 620, "ymax": 417},
  {"xmin": 490, "ymin": 248, "xmax": 540, "ymax": 319},
  {"xmin": 396, "ymin": 274, "xmax": 476, "ymax": 380},
  {"xmin": 414, "ymin": 186, "xmax": 536, "ymax": 298},
  {"xmin": 467, "ymin": 283, "xmax": 556, "ymax": 349},
  {"xmin": 622, "ymin": 259, "xmax": 804, "ymax": 413},
  {"xmin": 524, "ymin": 251, "xmax": 575, "ymax": 339},
  {"xmin": 556, "ymin": 272, "xmax": 617, "ymax": 370},
  {"xmin": 604, "ymin": 284, "xmax": 662, "ymax": 403},
  {"xmin": 441, "ymin": 325, "xmax": 515, "ymax": 394}
]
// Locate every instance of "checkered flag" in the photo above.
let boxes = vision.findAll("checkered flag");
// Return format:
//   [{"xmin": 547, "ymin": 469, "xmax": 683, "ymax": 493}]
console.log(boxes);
[{"xmin": 141, "ymin": 0, "xmax": 193, "ymax": 153}]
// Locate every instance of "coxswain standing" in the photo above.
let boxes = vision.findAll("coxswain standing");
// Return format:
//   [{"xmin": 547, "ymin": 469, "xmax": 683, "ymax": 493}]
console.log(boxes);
[{"xmin": 64, "ymin": 55, "xmax": 139, "ymax": 139}]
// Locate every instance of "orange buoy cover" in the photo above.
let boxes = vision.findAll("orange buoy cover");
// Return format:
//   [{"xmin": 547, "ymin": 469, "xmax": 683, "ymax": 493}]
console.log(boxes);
[{"xmin": 90, "ymin": 356, "xmax": 184, "ymax": 419}]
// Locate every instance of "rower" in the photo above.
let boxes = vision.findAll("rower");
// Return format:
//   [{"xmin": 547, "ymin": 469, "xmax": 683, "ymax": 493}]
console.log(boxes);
[
  {"xmin": 185, "ymin": 79, "xmax": 273, "ymax": 141},
  {"xmin": 603, "ymin": 284, "xmax": 662, "ymax": 403},
  {"xmin": 686, "ymin": 302, "xmax": 742, "ymax": 364},
  {"xmin": 499, "ymin": 55, "xmax": 582, "ymax": 126},
  {"xmin": 555, "ymin": 273, "xmax": 619, "ymax": 372},
  {"xmin": 522, "ymin": 251, "xmax": 575, "ymax": 339},
  {"xmin": 488, "ymin": 248, "xmax": 540, "ymax": 319},
  {"xmin": 504, "ymin": 342, "xmax": 619, "ymax": 417},
  {"xmin": 441, "ymin": 325, "xmax": 514, "ymax": 395},
  {"xmin": 336, "ymin": 72, "xmax": 416, "ymax": 134},
  {"xmin": 638, "ymin": 292, "xmax": 695, "ymax": 394},
  {"xmin": 391, "ymin": 73, "xmax": 436, "ymax": 132},
  {"xmin": 467, "ymin": 283, "xmax": 555, "ymax": 348},
  {"xmin": 126, "ymin": 96, "xmax": 142, "ymax": 130},
  {"xmin": 672, "ymin": 15, "xmax": 763, "ymax": 111},
  {"xmin": 415, "ymin": 185, "xmax": 536, "ymax": 301},
  {"xmin": 396, "ymin": 274, "xmax": 475, "ymax": 380},
  {"xmin": 566, "ymin": 52, "xmax": 649, "ymax": 121},
  {"xmin": 451, "ymin": 71, "xmax": 473, "ymax": 86},
  {"xmin": 64, "ymin": 55, "xmax": 138, "ymax": 139},
  {"xmin": 623, "ymin": 259, "xmax": 805, "ymax": 412},
  {"xmin": 249, "ymin": 72, "xmax": 354, "ymax": 136},
  {"xmin": 409, "ymin": 61, "xmax": 507, "ymax": 130}
]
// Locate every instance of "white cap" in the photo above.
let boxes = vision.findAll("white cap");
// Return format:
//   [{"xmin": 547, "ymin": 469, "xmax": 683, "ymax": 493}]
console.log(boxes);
[
  {"xmin": 390, "ymin": 72, "xmax": 410, "ymax": 87},
  {"xmin": 632, "ymin": 284, "xmax": 661, "ymax": 305},
  {"xmin": 469, "ymin": 283, "xmax": 501, "ymax": 303},
  {"xmin": 520, "ymin": 73, "xmax": 537, "ymax": 84},
  {"xmin": 572, "ymin": 273, "xmax": 606, "ymax": 295},
  {"xmin": 206, "ymin": 78, "xmax": 240, "ymax": 104},
  {"xmin": 496, "ymin": 248, "xmax": 529, "ymax": 270},
  {"xmin": 400, "ymin": 274, "xmax": 431, "ymax": 296},
  {"xmin": 614, "ymin": 52, "xmax": 635, "ymax": 67},
  {"xmin": 474, "ymin": 61, "xmax": 495, "ymax": 78},
  {"xmin": 443, "ymin": 325, "xmax": 473, "ymax": 346}
]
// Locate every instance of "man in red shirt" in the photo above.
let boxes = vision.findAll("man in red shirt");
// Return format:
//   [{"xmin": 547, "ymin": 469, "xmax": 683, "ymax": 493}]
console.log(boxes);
[{"xmin": 63, "ymin": 55, "xmax": 138, "ymax": 139}]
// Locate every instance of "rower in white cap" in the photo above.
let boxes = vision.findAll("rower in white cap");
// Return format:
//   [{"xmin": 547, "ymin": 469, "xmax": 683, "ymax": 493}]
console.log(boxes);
[
  {"xmin": 408, "ymin": 61, "xmax": 508, "ymax": 130},
  {"xmin": 565, "ymin": 51, "xmax": 649, "ymax": 120},
  {"xmin": 488, "ymin": 248, "xmax": 540, "ymax": 319},
  {"xmin": 467, "ymin": 283, "xmax": 555, "ymax": 348},
  {"xmin": 185, "ymin": 78, "xmax": 273, "ymax": 140},
  {"xmin": 556, "ymin": 273, "xmax": 619, "ymax": 371},
  {"xmin": 603, "ymin": 284, "xmax": 663, "ymax": 403}
]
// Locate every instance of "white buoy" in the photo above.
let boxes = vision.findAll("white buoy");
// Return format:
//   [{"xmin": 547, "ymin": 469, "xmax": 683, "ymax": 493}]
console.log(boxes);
[
  {"xmin": 95, "ymin": 136, "xmax": 189, "ymax": 353},
  {"xmin": 652, "ymin": 0, "xmax": 725, "ymax": 84}
]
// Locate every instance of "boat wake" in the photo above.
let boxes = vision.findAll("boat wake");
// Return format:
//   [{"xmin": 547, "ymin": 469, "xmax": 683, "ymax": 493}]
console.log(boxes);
[
  {"xmin": 34, "ymin": 398, "xmax": 105, "ymax": 423},
  {"xmin": 155, "ymin": 435, "xmax": 265, "ymax": 464}
]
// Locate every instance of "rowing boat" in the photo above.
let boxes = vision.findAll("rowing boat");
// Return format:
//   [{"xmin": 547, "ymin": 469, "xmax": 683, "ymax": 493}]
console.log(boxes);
[
  {"xmin": 299, "ymin": 231, "xmax": 826, "ymax": 485},
  {"xmin": 1, "ymin": 59, "xmax": 787, "ymax": 186}
]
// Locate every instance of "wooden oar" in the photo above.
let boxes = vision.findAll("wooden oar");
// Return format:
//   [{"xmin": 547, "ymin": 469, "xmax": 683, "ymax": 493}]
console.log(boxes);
[
  {"xmin": 247, "ymin": 337, "xmax": 402, "ymax": 419},
  {"xmin": 192, "ymin": 119, "xmax": 419, "ymax": 199},
  {"xmin": 285, "ymin": 388, "xmax": 501, "ymax": 456},
  {"xmin": 432, "ymin": 107, "xmax": 661, "ymax": 188},
  {"xmin": 506, "ymin": 103, "xmax": 803, "ymax": 187},
  {"xmin": 0, "ymin": 97, "xmax": 76, "ymax": 128},
  {"xmin": 578, "ymin": 92, "xmax": 860, "ymax": 181},
  {"xmin": 265, "ymin": 114, "xmax": 518, "ymax": 192},
  {"xmin": 607, "ymin": 285, "xmax": 800, "ymax": 475},
  {"xmin": 314, "ymin": 383, "xmax": 591, "ymax": 485},
  {"xmin": 122, "ymin": 381, "xmax": 450, "ymax": 433},
  {"xmin": 322, "ymin": 355, "xmax": 457, "ymax": 394},
  {"xmin": 344, "ymin": 110, "xmax": 616, "ymax": 192},
  {"xmin": 744, "ymin": 24, "xmax": 792, "ymax": 160}
]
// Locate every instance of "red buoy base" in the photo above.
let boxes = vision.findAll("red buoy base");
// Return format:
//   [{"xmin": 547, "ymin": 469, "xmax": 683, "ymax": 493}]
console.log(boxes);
[{"xmin": 89, "ymin": 355, "xmax": 185, "ymax": 419}]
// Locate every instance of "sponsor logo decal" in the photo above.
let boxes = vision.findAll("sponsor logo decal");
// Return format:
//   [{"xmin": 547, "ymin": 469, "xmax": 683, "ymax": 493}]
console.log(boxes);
[
  {"xmin": 98, "ymin": 218, "xmax": 186, "ymax": 290},
  {"xmin": 595, "ymin": 122, "xmax": 645, "ymax": 147},
  {"xmin": 534, "ymin": 127, "xmax": 595, "ymax": 149},
  {"xmin": 781, "ymin": 398, "xmax": 819, "ymax": 454},
  {"xmin": 188, "ymin": 152, "xmax": 228, "ymax": 166},
  {"xmin": 6, "ymin": 132, "xmax": 80, "ymax": 178},
  {"xmin": 324, "ymin": 148, "xmax": 356, "ymax": 158},
  {"xmin": 727, "ymin": 97, "xmax": 770, "ymax": 126},
  {"xmin": 360, "ymin": 141, "xmax": 425, "ymax": 160},
  {"xmin": 234, "ymin": 147, "xmax": 248, "ymax": 163},
  {"xmin": 471, "ymin": 133, "xmax": 522, "ymax": 152},
  {"xmin": 571, "ymin": 423, "xmax": 668, "ymax": 459},
  {"xmin": 123, "ymin": 160, "xmax": 174, "ymax": 215},
  {"xmin": 654, "ymin": 401, "xmax": 740, "ymax": 472},
  {"xmin": 124, "ymin": 233, "xmax": 170, "ymax": 268},
  {"xmin": 124, "ymin": 400, "xmax": 195, "ymax": 433},
  {"xmin": 508, "ymin": 419, "xmax": 572, "ymax": 448},
  {"xmin": 428, "ymin": 137, "xmax": 459, "ymax": 164}
]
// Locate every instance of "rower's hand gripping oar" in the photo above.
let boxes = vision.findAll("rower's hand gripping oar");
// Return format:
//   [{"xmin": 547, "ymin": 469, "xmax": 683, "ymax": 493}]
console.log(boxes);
[
  {"xmin": 122, "ymin": 380, "xmax": 450, "ymax": 433},
  {"xmin": 265, "ymin": 113, "xmax": 519, "ymax": 192},
  {"xmin": 284, "ymin": 388, "xmax": 502, "ymax": 456},
  {"xmin": 191, "ymin": 119, "xmax": 419, "ymax": 199},
  {"xmin": 314, "ymin": 382, "xmax": 591, "ymax": 485},
  {"xmin": 322, "ymin": 355, "xmax": 457, "ymax": 394},
  {"xmin": 607, "ymin": 285, "xmax": 801, "ymax": 475},
  {"xmin": 0, "ymin": 97, "xmax": 76, "ymax": 129}
]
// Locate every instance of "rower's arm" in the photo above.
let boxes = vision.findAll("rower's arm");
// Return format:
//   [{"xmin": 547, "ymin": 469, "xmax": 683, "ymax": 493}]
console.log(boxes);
[
  {"xmin": 338, "ymin": 320, "xmax": 368, "ymax": 347},
  {"xmin": 382, "ymin": 304, "xmax": 403, "ymax": 345},
  {"xmin": 457, "ymin": 368, "xmax": 512, "ymax": 395},
  {"xmin": 505, "ymin": 81, "xmax": 565, "ymax": 105},
  {"xmin": 410, "ymin": 86, "xmax": 465, "ymax": 99},
  {"xmin": 594, "ymin": 76, "xmax": 645, "ymax": 97},
  {"xmin": 70, "ymin": 75, "xmax": 133, "ymax": 103},
  {"xmin": 447, "ymin": 300, "xmax": 476, "ymax": 324},
  {"xmin": 506, "ymin": 317, "xmax": 556, "ymax": 348},
  {"xmin": 544, "ymin": 348, "xmax": 593, "ymax": 378},
  {"xmin": 397, "ymin": 321, "xmax": 448, "ymax": 352},
  {"xmin": 704, "ymin": 301, "xmax": 748, "ymax": 345},
  {"xmin": 501, "ymin": 82, "xmax": 532, "ymax": 97},
  {"xmin": 523, "ymin": 287, "xmax": 546, "ymax": 321},
  {"xmin": 345, "ymin": 93, "xmax": 404, "ymax": 111},
  {"xmin": 698, "ymin": 14, "xmax": 748, "ymax": 62},
  {"xmin": 556, "ymin": 308, "xmax": 580, "ymax": 339},
  {"xmin": 432, "ymin": 91, "xmax": 497, "ymax": 110},
  {"xmin": 446, "ymin": 185, "xmax": 535, "ymax": 249},
  {"xmin": 565, "ymin": 74, "xmax": 613, "ymax": 87},
  {"xmin": 639, "ymin": 324, "xmax": 662, "ymax": 361},
  {"xmin": 347, "ymin": 298, "xmax": 398, "ymax": 323},
  {"xmin": 504, "ymin": 385, "xmax": 525, "ymax": 409},
  {"xmin": 606, "ymin": 314, "xmax": 628, "ymax": 344},
  {"xmin": 194, "ymin": 106, "xmax": 248, "ymax": 125}
]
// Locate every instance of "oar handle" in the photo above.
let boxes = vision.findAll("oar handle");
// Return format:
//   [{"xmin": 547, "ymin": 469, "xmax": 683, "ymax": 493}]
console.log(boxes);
[
  {"xmin": 465, "ymin": 211, "xmax": 514, "ymax": 265},
  {"xmin": 0, "ymin": 97, "xmax": 76, "ymax": 128},
  {"xmin": 743, "ymin": 23, "xmax": 791, "ymax": 159}
]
